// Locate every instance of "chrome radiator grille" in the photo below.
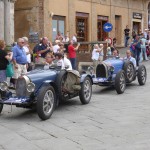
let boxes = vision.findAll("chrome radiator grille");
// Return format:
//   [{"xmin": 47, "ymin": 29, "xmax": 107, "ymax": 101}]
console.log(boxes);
[
  {"xmin": 96, "ymin": 63, "xmax": 108, "ymax": 78},
  {"xmin": 16, "ymin": 76, "xmax": 30, "ymax": 97}
]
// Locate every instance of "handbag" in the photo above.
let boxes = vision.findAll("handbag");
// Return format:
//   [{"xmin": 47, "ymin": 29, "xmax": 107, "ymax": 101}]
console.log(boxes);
[{"xmin": 6, "ymin": 63, "xmax": 14, "ymax": 77}]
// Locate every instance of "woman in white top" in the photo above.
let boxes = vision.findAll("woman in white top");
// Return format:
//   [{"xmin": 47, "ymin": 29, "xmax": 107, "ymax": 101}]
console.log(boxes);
[{"xmin": 91, "ymin": 44, "xmax": 102, "ymax": 73}]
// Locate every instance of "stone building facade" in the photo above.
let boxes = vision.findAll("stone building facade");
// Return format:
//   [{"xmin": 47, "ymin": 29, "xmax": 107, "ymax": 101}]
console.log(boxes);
[
  {"xmin": 0, "ymin": 0, "xmax": 16, "ymax": 45},
  {"xmin": 1, "ymin": 0, "xmax": 150, "ymax": 46},
  {"xmin": 14, "ymin": 0, "xmax": 150, "ymax": 47}
]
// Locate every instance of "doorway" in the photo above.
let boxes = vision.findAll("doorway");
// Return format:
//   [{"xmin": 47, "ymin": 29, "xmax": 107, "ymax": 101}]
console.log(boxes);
[
  {"xmin": 115, "ymin": 15, "xmax": 122, "ymax": 45},
  {"xmin": 97, "ymin": 20, "xmax": 108, "ymax": 41},
  {"xmin": 133, "ymin": 21, "xmax": 141, "ymax": 35}
]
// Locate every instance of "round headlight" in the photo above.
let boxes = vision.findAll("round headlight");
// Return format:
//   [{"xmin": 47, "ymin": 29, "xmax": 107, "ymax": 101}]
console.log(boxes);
[
  {"xmin": 27, "ymin": 82, "xmax": 35, "ymax": 93},
  {"xmin": 0, "ymin": 81, "xmax": 8, "ymax": 91},
  {"xmin": 110, "ymin": 66, "xmax": 115, "ymax": 72}
]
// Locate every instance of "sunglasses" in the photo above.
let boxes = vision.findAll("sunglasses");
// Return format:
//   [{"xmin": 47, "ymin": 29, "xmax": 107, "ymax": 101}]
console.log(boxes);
[{"xmin": 19, "ymin": 42, "xmax": 24, "ymax": 44}]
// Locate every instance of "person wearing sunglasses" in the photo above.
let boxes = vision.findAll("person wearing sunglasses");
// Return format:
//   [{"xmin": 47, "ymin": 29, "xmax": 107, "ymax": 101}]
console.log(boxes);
[
  {"xmin": 44, "ymin": 53, "xmax": 54, "ymax": 70},
  {"xmin": 12, "ymin": 38, "xmax": 28, "ymax": 86}
]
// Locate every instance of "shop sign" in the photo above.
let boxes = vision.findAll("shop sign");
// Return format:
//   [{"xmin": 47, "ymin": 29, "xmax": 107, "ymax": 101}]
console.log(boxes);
[
  {"xmin": 133, "ymin": 12, "xmax": 142, "ymax": 19},
  {"xmin": 98, "ymin": 15, "xmax": 108, "ymax": 21},
  {"xmin": 29, "ymin": 32, "xmax": 39, "ymax": 43}
]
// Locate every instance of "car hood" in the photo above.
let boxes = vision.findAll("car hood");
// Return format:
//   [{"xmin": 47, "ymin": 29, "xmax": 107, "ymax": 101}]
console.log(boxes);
[
  {"xmin": 27, "ymin": 69, "xmax": 57, "ymax": 90},
  {"xmin": 104, "ymin": 59, "xmax": 124, "ymax": 73}
]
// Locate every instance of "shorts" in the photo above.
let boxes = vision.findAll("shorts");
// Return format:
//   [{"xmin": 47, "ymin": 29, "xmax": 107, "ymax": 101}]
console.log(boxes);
[{"xmin": 13, "ymin": 63, "xmax": 27, "ymax": 79}]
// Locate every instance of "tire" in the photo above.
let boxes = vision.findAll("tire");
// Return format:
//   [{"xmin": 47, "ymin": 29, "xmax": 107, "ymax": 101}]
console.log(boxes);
[
  {"xmin": 37, "ymin": 85, "xmax": 56, "ymax": 120},
  {"xmin": 137, "ymin": 65, "xmax": 147, "ymax": 85},
  {"xmin": 115, "ymin": 70, "xmax": 126, "ymax": 94},
  {"xmin": 79, "ymin": 77, "xmax": 92, "ymax": 104},
  {"xmin": 123, "ymin": 61, "xmax": 135, "ymax": 83},
  {"xmin": 0, "ymin": 92, "xmax": 3, "ymax": 114},
  {"xmin": 0, "ymin": 104, "xmax": 3, "ymax": 114},
  {"xmin": 56, "ymin": 70, "xmax": 67, "ymax": 102}
]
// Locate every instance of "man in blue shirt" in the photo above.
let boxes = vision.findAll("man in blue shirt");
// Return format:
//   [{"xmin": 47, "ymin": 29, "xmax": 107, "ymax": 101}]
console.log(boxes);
[
  {"xmin": 133, "ymin": 35, "xmax": 141, "ymax": 66},
  {"xmin": 12, "ymin": 38, "xmax": 27, "ymax": 84}
]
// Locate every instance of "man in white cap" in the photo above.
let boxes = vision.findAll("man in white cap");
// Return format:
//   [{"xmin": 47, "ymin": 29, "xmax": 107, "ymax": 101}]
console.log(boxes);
[{"xmin": 22, "ymin": 37, "xmax": 32, "ymax": 71}]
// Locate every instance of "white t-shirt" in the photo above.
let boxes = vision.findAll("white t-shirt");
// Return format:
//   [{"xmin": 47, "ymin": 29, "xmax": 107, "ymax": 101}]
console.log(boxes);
[
  {"xmin": 44, "ymin": 62, "xmax": 54, "ymax": 70},
  {"xmin": 62, "ymin": 37, "xmax": 69, "ymax": 42},
  {"xmin": 57, "ymin": 59, "xmax": 65, "ymax": 69},
  {"xmin": 23, "ymin": 46, "xmax": 31, "ymax": 63},
  {"xmin": 53, "ymin": 45, "xmax": 60, "ymax": 53},
  {"xmin": 92, "ymin": 48, "xmax": 99, "ymax": 60},
  {"xmin": 64, "ymin": 57, "xmax": 72, "ymax": 70}
]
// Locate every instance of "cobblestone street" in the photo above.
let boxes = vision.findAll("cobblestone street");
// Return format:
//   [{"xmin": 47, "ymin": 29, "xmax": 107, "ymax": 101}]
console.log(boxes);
[{"xmin": 0, "ymin": 54, "xmax": 150, "ymax": 150}]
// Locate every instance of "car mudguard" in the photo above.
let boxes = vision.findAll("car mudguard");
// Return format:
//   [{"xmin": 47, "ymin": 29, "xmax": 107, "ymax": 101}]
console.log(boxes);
[{"xmin": 80, "ymin": 74, "xmax": 93, "ymax": 84}]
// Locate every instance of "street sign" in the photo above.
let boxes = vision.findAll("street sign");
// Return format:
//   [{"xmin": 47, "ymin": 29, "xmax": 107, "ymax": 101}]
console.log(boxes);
[{"xmin": 103, "ymin": 23, "xmax": 113, "ymax": 32}]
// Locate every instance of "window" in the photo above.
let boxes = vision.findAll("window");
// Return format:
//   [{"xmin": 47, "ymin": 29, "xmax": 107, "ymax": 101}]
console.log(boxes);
[
  {"xmin": 97, "ymin": 16, "xmax": 108, "ymax": 41},
  {"xmin": 76, "ymin": 12, "xmax": 88, "ymax": 42},
  {"xmin": 52, "ymin": 16, "xmax": 65, "ymax": 42}
]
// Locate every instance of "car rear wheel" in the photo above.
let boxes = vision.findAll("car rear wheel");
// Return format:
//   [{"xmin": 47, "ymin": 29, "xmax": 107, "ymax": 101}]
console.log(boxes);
[
  {"xmin": 115, "ymin": 70, "xmax": 126, "ymax": 94},
  {"xmin": 0, "ymin": 92, "xmax": 4, "ymax": 114},
  {"xmin": 79, "ymin": 77, "xmax": 92, "ymax": 104},
  {"xmin": 0, "ymin": 104, "xmax": 3, "ymax": 114},
  {"xmin": 123, "ymin": 61, "xmax": 135, "ymax": 83},
  {"xmin": 37, "ymin": 85, "xmax": 56, "ymax": 120},
  {"xmin": 56, "ymin": 70, "xmax": 67, "ymax": 102},
  {"xmin": 137, "ymin": 65, "xmax": 147, "ymax": 85}
]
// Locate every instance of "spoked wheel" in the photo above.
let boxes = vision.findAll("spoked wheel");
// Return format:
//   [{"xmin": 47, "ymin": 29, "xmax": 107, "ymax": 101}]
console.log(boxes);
[
  {"xmin": 37, "ymin": 85, "xmax": 56, "ymax": 120},
  {"xmin": 115, "ymin": 70, "xmax": 126, "ymax": 94},
  {"xmin": 56, "ymin": 70, "xmax": 67, "ymax": 102},
  {"xmin": 79, "ymin": 77, "xmax": 92, "ymax": 104},
  {"xmin": 123, "ymin": 61, "xmax": 135, "ymax": 83},
  {"xmin": 137, "ymin": 65, "xmax": 147, "ymax": 85},
  {"xmin": 0, "ymin": 104, "xmax": 3, "ymax": 114}
]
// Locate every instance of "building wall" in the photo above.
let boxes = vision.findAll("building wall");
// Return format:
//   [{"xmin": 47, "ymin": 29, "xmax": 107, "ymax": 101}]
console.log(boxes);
[
  {"xmin": 14, "ymin": 0, "xmax": 150, "ymax": 46},
  {"xmin": 14, "ymin": 0, "xmax": 39, "ymax": 40}
]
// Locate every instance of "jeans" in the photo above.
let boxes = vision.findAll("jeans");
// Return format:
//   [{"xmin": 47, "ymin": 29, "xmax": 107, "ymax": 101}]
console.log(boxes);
[
  {"xmin": 135, "ymin": 48, "xmax": 141, "ymax": 66},
  {"xmin": 70, "ymin": 58, "xmax": 77, "ymax": 70},
  {"xmin": 141, "ymin": 47, "xmax": 148, "ymax": 60},
  {"xmin": 124, "ymin": 35, "xmax": 130, "ymax": 47}
]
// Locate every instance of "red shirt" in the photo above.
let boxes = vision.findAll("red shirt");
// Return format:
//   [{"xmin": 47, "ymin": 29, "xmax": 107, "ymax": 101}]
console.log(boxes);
[{"xmin": 68, "ymin": 44, "xmax": 76, "ymax": 58}]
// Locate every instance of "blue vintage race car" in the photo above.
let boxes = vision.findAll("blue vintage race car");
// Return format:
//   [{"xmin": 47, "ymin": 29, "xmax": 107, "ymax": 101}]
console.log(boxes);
[
  {"xmin": 92, "ymin": 56, "xmax": 147, "ymax": 94},
  {"xmin": 0, "ymin": 65, "xmax": 93, "ymax": 120}
]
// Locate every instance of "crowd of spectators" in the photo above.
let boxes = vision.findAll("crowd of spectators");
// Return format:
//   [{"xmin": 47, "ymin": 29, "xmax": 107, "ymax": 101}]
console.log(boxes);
[{"xmin": 0, "ymin": 31, "xmax": 80, "ymax": 88}]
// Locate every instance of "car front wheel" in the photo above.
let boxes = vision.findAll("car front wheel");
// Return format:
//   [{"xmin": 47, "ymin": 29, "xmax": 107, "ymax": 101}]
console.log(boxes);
[
  {"xmin": 37, "ymin": 85, "xmax": 56, "ymax": 120},
  {"xmin": 115, "ymin": 70, "xmax": 126, "ymax": 94},
  {"xmin": 137, "ymin": 65, "xmax": 147, "ymax": 85},
  {"xmin": 79, "ymin": 77, "xmax": 92, "ymax": 104}
]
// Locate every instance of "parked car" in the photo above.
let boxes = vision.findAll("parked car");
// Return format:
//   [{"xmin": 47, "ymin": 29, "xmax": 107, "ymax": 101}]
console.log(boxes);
[
  {"xmin": 0, "ymin": 64, "xmax": 93, "ymax": 120},
  {"xmin": 92, "ymin": 56, "xmax": 147, "ymax": 94}
]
